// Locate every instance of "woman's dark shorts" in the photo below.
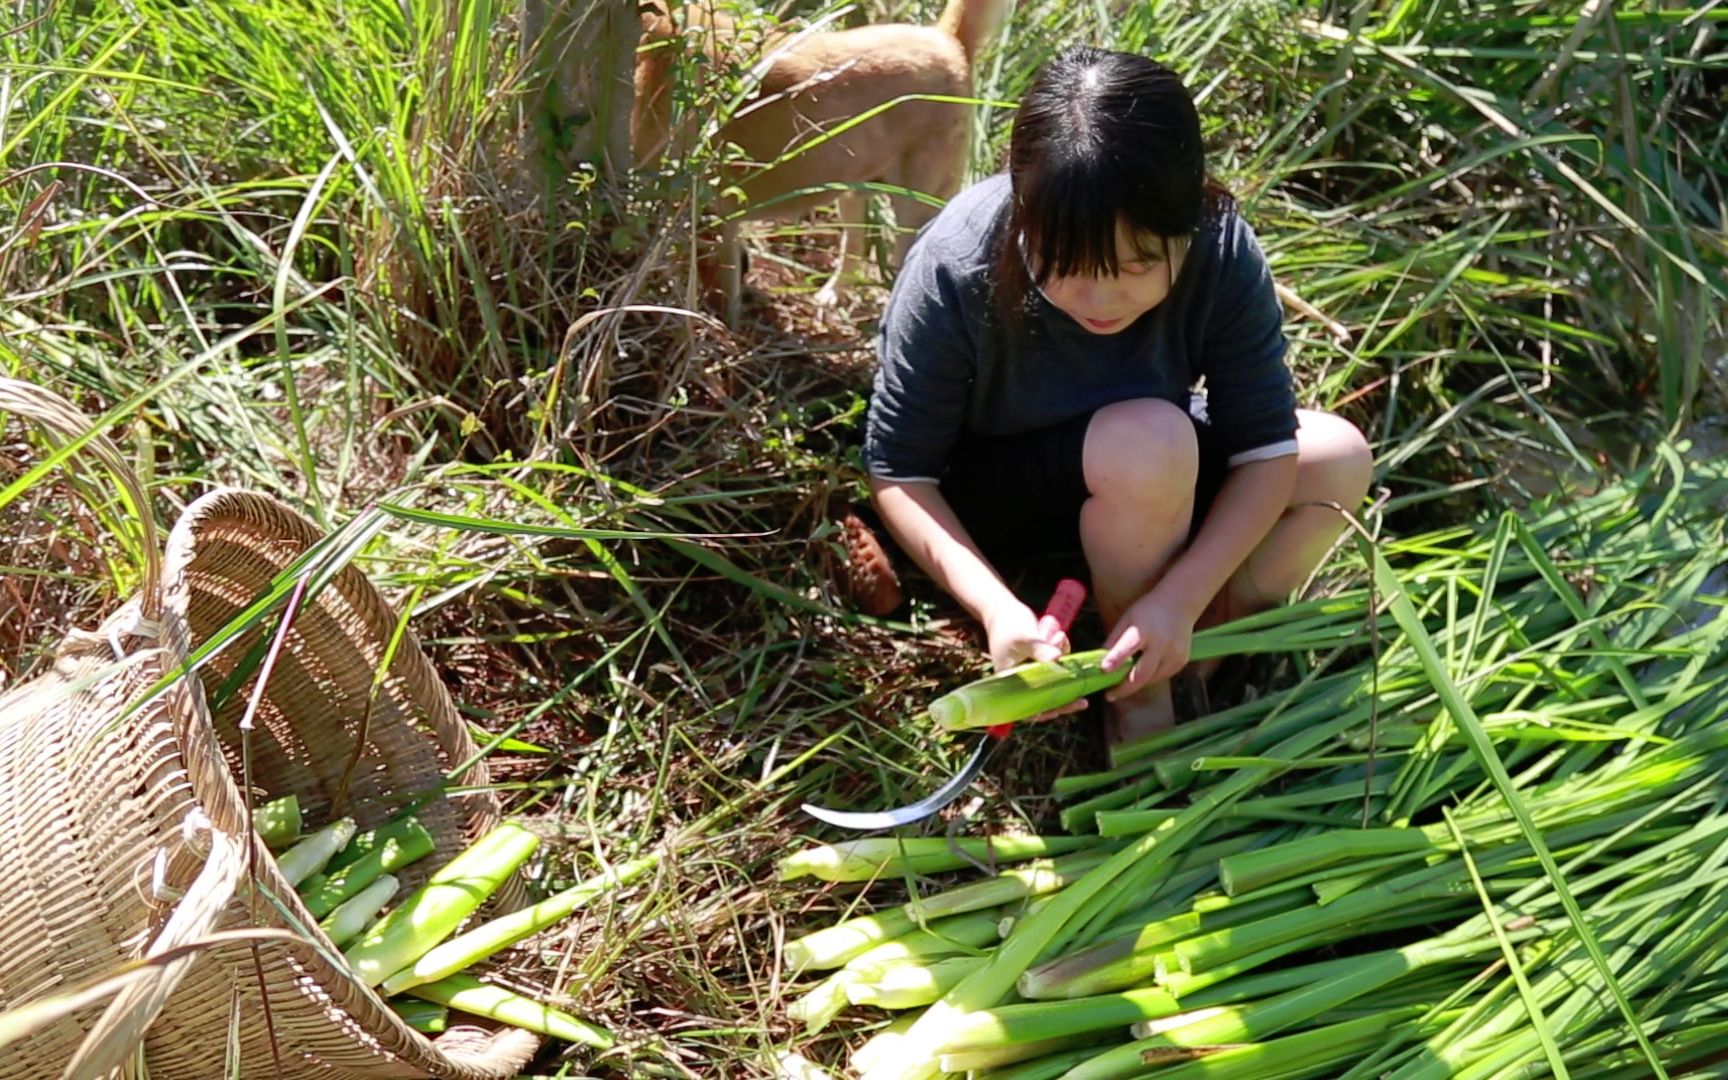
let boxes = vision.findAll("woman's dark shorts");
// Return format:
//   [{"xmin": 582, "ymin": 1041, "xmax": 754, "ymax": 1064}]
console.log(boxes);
[{"xmin": 939, "ymin": 402, "xmax": 1229, "ymax": 572}]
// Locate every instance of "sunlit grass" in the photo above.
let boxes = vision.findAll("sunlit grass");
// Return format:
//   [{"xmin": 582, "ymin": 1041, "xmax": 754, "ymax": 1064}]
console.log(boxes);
[{"xmin": 1, "ymin": 0, "xmax": 1724, "ymax": 1073}]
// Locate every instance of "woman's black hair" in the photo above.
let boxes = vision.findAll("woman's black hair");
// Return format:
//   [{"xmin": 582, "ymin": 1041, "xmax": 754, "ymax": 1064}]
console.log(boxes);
[{"xmin": 994, "ymin": 46, "xmax": 1232, "ymax": 317}]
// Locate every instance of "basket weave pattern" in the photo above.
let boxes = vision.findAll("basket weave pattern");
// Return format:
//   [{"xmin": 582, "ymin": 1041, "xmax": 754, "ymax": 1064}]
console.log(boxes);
[{"xmin": 0, "ymin": 488, "xmax": 540, "ymax": 1079}]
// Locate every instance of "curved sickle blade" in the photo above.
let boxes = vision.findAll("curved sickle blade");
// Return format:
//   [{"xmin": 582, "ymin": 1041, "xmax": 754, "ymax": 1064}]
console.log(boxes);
[{"xmin": 800, "ymin": 734, "xmax": 992, "ymax": 831}]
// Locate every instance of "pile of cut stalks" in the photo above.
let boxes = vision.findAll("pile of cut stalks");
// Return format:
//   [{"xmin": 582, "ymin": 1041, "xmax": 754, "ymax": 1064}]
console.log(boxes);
[
  {"xmin": 257, "ymin": 800, "xmax": 654, "ymax": 1050},
  {"xmin": 780, "ymin": 447, "xmax": 1728, "ymax": 1080}
]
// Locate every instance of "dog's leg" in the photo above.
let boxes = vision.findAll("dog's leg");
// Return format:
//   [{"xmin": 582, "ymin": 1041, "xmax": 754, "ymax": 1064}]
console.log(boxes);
[
  {"xmin": 886, "ymin": 137, "xmax": 965, "ymax": 271},
  {"xmin": 814, "ymin": 189, "xmax": 870, "ymax": 309},
  {"xmin": 888, "ymin": 190, "xmax": 941, "ymax": 270}
]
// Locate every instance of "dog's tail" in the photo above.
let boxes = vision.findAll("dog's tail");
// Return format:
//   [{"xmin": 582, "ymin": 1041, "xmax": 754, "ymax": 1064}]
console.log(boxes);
[{"xmin": 935, "ymin": 0, "xmax": 1000, "ymax": 63}]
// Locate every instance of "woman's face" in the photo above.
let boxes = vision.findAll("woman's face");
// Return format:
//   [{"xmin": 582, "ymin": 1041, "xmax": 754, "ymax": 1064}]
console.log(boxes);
[{"xmin": 1036, "ymin": 221, "xmax": 1175, "ymax": 335}]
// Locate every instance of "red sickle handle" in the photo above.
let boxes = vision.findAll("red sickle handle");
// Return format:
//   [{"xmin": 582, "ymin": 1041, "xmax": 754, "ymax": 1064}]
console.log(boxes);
[
  {"xmin": 1037, "ymin": 577, "xmax": 1087, "ymax": 640},
  {"xmin": 986, "ymin": 577, "xmax": 1088, "ymax": 739}
]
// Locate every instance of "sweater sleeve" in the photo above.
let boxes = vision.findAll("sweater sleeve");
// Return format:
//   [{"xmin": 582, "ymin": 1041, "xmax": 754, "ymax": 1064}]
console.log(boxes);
[
  {"xmin": 1197, "ymin": 215, "xmax": 1299, "ymax": 465},
  {"xmin": 863, "ymin": 245, "xmax": 979, "ymax": 482}
]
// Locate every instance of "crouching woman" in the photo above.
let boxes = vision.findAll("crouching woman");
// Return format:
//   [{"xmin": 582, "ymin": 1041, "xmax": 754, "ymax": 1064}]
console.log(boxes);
[{"xmin": 863, "ymin": 45, "xmax": 1374, "ymax": 746}]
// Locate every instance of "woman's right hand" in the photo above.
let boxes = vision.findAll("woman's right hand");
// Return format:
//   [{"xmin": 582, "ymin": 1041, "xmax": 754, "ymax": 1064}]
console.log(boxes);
[
  {"xmin": 982, "ymin": 599, "xmax": 1089, "ymax": 723},
  {"xmin": 984, "ymin": 598, "xmax": 1065, "ymax": 671},
  {"xmin": 867, "ymin": 479, "xmax": 1088, "ymax": 721}
]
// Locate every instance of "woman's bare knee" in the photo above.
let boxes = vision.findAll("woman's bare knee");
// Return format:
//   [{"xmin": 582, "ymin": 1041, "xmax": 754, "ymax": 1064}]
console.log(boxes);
[
  {"xmin": 1293, "ymin": 410, "xmax": 1373, "ymax": 511},
  {"xmin": 1084, "ymin": 398, "xmax": 1198, "ymax": 503}
]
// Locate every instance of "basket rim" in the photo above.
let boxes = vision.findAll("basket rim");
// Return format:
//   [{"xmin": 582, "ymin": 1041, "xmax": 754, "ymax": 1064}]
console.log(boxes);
[{"xmin": 150, "ymin": 485, "xmax": 539, "ymax": 1078}]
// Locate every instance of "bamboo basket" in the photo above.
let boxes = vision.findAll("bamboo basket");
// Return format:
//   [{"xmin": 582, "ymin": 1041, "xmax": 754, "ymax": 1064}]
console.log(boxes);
[{"xmin": 0, "ymin": 378, "xmax": 541, "ymax": 1079}]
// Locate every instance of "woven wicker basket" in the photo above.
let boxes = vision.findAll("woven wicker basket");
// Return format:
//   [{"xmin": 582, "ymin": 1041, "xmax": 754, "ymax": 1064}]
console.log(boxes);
[{"xmin": 0, "ymin": 380, "xmax": 541, "ymax": 1079}]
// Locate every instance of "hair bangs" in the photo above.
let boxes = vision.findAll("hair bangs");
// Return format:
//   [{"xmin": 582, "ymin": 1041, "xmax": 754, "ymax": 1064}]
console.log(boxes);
[{"xmin": 1017, "ymin": 155, "xmax": 1137, "ymax": 284}]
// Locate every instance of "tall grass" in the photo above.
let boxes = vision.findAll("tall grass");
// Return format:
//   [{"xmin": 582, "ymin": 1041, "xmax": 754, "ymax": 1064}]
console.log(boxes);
[
  {"xmin": 973, "ymin": 1, "xmax": 1726, "ymax": 485},
  {"xmin": 1, "ymin": 0, "xmax": 1724, "ymax": 1074}
]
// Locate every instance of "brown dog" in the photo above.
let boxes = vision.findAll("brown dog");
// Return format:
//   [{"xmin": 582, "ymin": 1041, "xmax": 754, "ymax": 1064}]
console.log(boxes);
[{"xmin": 634, "ymin": 0, "xmax": 1001, "ymax": 323}]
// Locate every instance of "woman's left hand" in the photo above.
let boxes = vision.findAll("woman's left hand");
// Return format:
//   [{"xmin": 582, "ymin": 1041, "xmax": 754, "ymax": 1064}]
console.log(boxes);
[{"xmin": 1099, "ymin": 591, "xmax": 1195, "ymax": 700}]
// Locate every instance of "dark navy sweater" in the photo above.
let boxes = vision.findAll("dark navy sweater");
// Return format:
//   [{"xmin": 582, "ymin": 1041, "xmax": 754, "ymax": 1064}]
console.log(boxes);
[{"xmin": 865, "ymin": 173, "xmax": 1298, "ymax": 482}]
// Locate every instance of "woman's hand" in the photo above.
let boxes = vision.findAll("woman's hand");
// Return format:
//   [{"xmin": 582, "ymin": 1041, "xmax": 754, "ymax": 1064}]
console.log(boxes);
[
  {"xmin": 982, "ymin": 599, "xmax": 1087, "ymax": 723},
  {"xmin": 983, "ymin": 599, "xmax": 1067, "ymax": 670},
  {"xmin": 1099, "ymin": 591, "xmax": 1195, "ymax": 701}
]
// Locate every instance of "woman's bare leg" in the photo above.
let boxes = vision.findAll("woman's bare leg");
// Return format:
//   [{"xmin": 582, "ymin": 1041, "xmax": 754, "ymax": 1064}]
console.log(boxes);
[
  {"xmin": 1193, "ymin": 409, "xmax": 1375, "ymax": 676},
  {"xmin": 1077, "ymin": 398, "xmax": 1199, "ymax": 744}
]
